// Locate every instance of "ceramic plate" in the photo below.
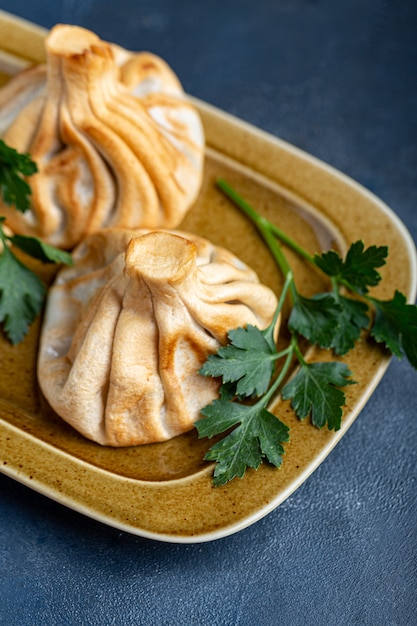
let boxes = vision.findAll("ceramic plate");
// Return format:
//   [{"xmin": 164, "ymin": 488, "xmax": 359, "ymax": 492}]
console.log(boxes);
[{"xmin": 0, "ymin": 11, "xmax": 416, "ymax": 543}]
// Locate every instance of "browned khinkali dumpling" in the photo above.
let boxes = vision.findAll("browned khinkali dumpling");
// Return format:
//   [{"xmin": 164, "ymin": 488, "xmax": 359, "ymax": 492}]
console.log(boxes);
[
  {"xmin": 0, "ymin": 24, "xmax": 204, "ymax": 248},
  {"xmin": 37, "ymin": 229, "xmax": 278, "ymax": 446}
]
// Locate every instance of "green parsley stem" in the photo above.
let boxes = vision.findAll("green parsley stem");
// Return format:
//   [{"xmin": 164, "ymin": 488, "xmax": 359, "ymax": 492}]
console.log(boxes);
[
  {"xmin": 216, "ymin": 179, "xmax": 297, "ymax": 302},
  {"xmin": 267, "ymin": 221, "xmax": 315, "ymax": 265},
  {"xmin": 260, "ymin": 342, "xmax": 295, "ymax": 406},
  {"xmin": 276, "ymin": 270, "xmax": 293, "ymax": 314},
  {"xmin": 262, "ymin": 270, "xmax": 294, "ymax": 346},
  {"xmin": 0, "ymin": 218, "xmax": 9, "ymax": 251},
  {"xmin": 271, "ymin": 345, "xmax": 294, "ymax": 361},
  {"xmin": 216, "ymin": 178, "xmax": 315, "ymax": 265},
  {"xmin": 293, "ymin": 336, "xmax": 307, "ymax": 366}
]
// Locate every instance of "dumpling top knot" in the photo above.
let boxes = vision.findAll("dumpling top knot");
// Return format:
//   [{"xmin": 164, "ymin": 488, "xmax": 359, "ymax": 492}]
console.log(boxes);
[
  {"xmin": 46, "ymin": 23, "xmax": 104, "ymax": 56},
  {"xmin": 0, "ymin": 24, "xmax": 205, "ymax": 248},
  {"xmin": 124, "ymin": 231, "xmax": 198, "ymax": 284}
]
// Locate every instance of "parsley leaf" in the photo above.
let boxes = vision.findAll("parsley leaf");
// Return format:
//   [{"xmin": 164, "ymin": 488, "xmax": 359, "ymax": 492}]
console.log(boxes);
[
  {"xmin": 370, "ymin": 290, "xmax": 417, "ymax": 368},
  {"xmin": 0, "ymin": 241, "xmax": 46, "ymax": 344},
  {"xmin": 0, "ymin": 223, "xmax": 73, "ymax": 344},
  {"xmin": 288, "ymin": 291, "xmax": 370, "ymax": 355},
  {"xmin": 289, "ymin": 292, "xmax": 341, "ymax": 349},
  {"xmin": 314, "ymin": 241, "xmax": 388, "ymax": 294},
  {"xmin": 328, "ymin": 294, "xmax": 370, "ymax": 355},
  {"xmin": 0, "ymin": 139, "xmax": 37, "ymax": 213},
  {"xmin": 200, "ymin": 324, "xmax": 277, "ymax": 398},
  {"xmin": 282, "ymin": 362, "xmax": 355, "ymax": 430},
  {"xmin": 196, "ymin": 400, "xmax": 289, "ymax": 486},
  {"xmin": 10, "ymin": 234, "xmax": 73, "ymax": 266}
]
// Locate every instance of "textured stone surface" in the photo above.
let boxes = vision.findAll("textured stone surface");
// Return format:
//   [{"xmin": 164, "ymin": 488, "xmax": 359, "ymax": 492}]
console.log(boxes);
[{"xmin": 0, "ymin": 1, "xmax": 416, "ymax": 624}]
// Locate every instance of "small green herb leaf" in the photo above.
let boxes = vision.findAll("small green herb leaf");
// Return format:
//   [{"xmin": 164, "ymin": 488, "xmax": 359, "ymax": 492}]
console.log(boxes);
[
  {"xmin": 196, "ymin": 399, "xmax": 244, "ymax": 439},
  {"xmin": 196, "ymin": 399, "xmax": 289, "ymax": 486},
  {"xmin": 10, "ymin": 234, "xmax": 73, "ymax": 266},
  {"xmin": 0, "ymin": 139, "xmax": 37, "ymax": 213},
  {"xmin": 370, "ymin": 290, "xmax": 417, "ymax": 368},
  {"xmin": 330, "ymin": 295, "xmax": 370, "ymax": 355},
  {"xmin": 312, "ymin": 248, "xmax": 344, "ymax": 276},
  {"xmin": 0, "ymin": 244, "xmax": 45, "ymax": 344},
  {"xmin": 288, "ymin": 292, "xmax": 341, "ymax": 349},
  {"xmin": 257, "ymin": 408, "xmax": 290, "ymax": 467},
  {"xmin": 314, "ymin": 241, "xmax": 388, "ymax": 294},
  {"xmin": 0, "ymin": 217, "xmax": 72, "ymax": 345},
  {"xmin": 282, "ymin": 361, "xmax": 355, "ymax": 430},
  {"xmin": 200, "ymin": 324, "xmax": 277, "ymax": 397}
]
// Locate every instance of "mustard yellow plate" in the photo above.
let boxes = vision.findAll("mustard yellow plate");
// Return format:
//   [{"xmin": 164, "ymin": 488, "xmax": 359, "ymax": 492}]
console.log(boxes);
[{"xmin": 0, "ymin": 10, "xmax": 415, "ymax": 542}]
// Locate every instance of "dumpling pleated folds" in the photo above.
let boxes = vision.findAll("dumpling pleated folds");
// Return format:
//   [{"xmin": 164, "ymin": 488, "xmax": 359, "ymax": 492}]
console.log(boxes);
[
  {"xmin": 37, "ymin": 229, "xmax": 278, "ymax": 446},
  {"xmin": 0, "ymin": 24, "xmax": 205, "ymax": 248}
]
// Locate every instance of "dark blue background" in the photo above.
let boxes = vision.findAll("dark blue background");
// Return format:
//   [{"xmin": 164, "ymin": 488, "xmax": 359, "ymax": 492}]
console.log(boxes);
[{"xmin": 1, "ymin": 2, "xmax": 416, "ymax": 624}]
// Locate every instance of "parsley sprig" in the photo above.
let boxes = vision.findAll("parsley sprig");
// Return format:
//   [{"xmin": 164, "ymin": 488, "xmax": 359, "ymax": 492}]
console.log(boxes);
[
  {"xmin": 0, "ymin": 139, "xmax": 72, "ymax": 344},
  {"xmin": 196, "ymin": 179, "xmax": 417, "ymax": 486},
  {"xmin": 0, "ymin": 139, "xmax": 37, "ymax": 212}
]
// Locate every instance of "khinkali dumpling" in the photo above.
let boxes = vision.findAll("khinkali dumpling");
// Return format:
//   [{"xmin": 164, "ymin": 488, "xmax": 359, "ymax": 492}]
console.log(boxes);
[
  {"xmin": 37, "ymin": 229, "xmax": 278, "ymax": 446},
  {"xmin": 0, "ymin": 25, "xmax": 204, "ymax": 248}
]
